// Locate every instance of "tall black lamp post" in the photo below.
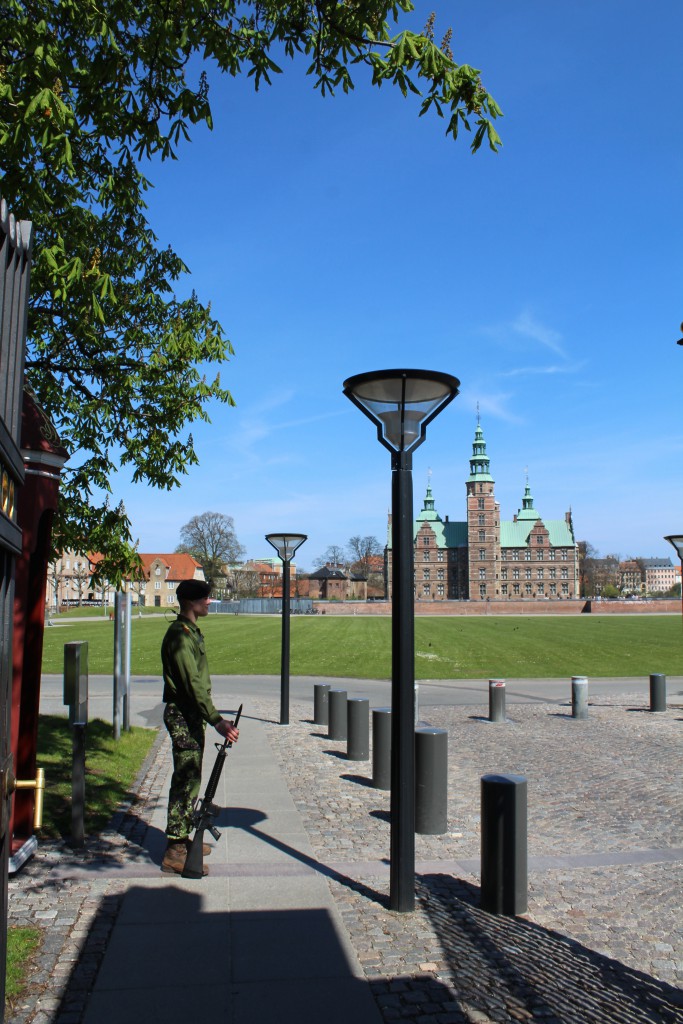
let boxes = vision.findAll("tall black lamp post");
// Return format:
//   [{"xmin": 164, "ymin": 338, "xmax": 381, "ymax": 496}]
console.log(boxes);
[
  {"xmin": 343, "ymin": 369, "xmax": 460, "ymax": 911},
  {"xmin": 664, "ymin": 534, "xmax": 683, "ymax": 629},
  {"xmin": 265, "ymin": 533, "xmax": 307, "ymax": 725}
]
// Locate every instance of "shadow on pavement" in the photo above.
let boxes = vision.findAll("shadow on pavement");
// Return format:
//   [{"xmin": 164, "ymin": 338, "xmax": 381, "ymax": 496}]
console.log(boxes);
[{"xmin": 410, "ymin": 874, "xmax": 683, "ymax": 1024}]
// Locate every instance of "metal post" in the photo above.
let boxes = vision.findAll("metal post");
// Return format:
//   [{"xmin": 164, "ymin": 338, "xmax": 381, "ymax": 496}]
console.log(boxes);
[
  {"xmin": 113, "ymin": 591, "xmax": 131, "ymax": 738},
  {"xmin": 372, "ymin": 707, "xmax": 391, "ymax": 789},
  {"xmin": 480, "ymin": 773, "xmax": 528, "ymax": 916},
  {"xmin": 390, "ymin": 449, "xmax": 415, "ymax": 912},
  {"xmin": 280, "ymin": 559, "xmax": 291, "ymax": 725},
  {"xmin": 489, "ymin": 679, "xmax": 506, "ymax": 723},
  {"xmin": 649, "ymin": 673, "xmax": 667, "ymax": 713},
  {"xmin": 313, "ymin": 683, "xmax": 330, "ymax": 725},
  {"xmin": 71, "ymin": 724, "xmax": 86, "ymax": 848},
  {"xmin": 571, "ymin": 676, "xmax": 588, "ymax": 719},
  {"xmin": 328, "ymin": 689, "xmax": 347, "ymax": 740},
  {"xmin": 415, "ymin": 727, "xmax": 448, "ymax": 834},
  {"xmin": 347, "ymin": 698, "xmax": 370, "ymax": 760}
]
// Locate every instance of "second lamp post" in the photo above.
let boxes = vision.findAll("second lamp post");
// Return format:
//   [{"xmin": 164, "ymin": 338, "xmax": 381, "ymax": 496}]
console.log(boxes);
[{"xmin": 265, "ymin": 533, "xmax": 307, "ymax": 725}]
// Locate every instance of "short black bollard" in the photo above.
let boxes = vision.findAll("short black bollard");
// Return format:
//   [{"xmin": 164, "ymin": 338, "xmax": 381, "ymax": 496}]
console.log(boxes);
[
  {"xmin": 571, "ymin": 676, "xmax": 588, "ymax": 719},
  {"xmin": 480, "ymin": 773, "xmax": 528, "ymax": 916},
  {"xmin": 313, "ymin": 683, "xmax": 331, "ymax": 726},
  {"xmin": 372, "ymin": 707, "xmax": 391, "ymax": 789},
  {"xmin": 489, "ymin": 679, "xmax": 506, "ymax": 723},
  {"xmin": 415, "ymin": 728, "xmax": 448, "ymax": 834},
  {"xmin": 650, "ymin": 673, "xmax": 667, "ymax": 713},
  {"xmin": 347, "ymin": 698, "xmax": 370, "ymax": 760},
  {"xmin": 328, "ymin": 689, "xmax": 347, "ymax": 740}
]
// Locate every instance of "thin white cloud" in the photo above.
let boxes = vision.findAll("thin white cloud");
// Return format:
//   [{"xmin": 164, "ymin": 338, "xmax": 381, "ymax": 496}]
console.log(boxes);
[
  {"xmin": 512, "ymin": 310, "xmax": 567, "ymax": 357},
  {"xmin": 500, "ymin": 361, "xmax": 585, "ymax": 378},
  {"xmin": 459, "ymin": 389, "xmax": 523, "ymax": 424}
]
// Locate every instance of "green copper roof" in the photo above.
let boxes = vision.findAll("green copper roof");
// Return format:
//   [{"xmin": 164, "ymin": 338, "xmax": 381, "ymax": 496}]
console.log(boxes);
[
  {"xmin": 500, "ymin": 518, "xmax": 575, "ymax": 547},
  {"xmin": 467, "ymin": 422, "xmax": 494, "ymax": 482}
]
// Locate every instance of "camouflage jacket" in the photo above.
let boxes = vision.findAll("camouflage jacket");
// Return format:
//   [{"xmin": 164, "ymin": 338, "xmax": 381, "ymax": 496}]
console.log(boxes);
[{"xmin": 161, "ymin": 615, "xmax": 221, "ymax": 726}]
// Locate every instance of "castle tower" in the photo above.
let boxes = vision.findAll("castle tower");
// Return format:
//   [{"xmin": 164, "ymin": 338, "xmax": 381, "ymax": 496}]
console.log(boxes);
[{"xmin": 466, "ymin": 419, "xmax": 500, "ymax": 601}]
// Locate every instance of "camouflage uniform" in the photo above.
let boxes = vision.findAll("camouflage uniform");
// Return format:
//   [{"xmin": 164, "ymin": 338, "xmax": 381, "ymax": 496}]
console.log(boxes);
[{"xmin": 161, "ymin": 615, "xmax": 222, "ymax": 841}]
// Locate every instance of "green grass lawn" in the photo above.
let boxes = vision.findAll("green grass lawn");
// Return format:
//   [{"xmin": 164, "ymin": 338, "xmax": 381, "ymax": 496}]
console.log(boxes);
[
  {"xmin": 40, "ymin": 614, "xmax": 683, "ymax": 679},
  {"xmin": 5, "ymin": 927, "xmax": 41, "ymax": 1008},
  {"xmin": 36, "ymin": 715, "xmax": 157, "ymax": 838}
]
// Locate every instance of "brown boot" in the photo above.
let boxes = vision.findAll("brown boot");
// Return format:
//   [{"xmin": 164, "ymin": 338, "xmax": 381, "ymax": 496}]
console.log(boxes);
[{"xmin": 161, "ymin": 841, "xmax": 208, "ymax": 875}]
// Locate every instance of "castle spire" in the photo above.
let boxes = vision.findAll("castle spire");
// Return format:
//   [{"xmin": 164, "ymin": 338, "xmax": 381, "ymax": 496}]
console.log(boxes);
[{"xmin": 467, "ymin": 418, "xmax": 493, "ymax": 482}]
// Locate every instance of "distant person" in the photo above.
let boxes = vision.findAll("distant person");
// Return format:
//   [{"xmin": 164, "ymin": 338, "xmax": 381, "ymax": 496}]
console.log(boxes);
[{"xmin": 160, "ymin": 579, "xmax": 239, "ymax": 874}]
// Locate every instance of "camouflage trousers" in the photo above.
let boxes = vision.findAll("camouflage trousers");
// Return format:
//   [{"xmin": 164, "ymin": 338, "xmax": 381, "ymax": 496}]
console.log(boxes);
[{"xmin": 163, "ymin": 703, "xmax": 205, "ymax": 841}]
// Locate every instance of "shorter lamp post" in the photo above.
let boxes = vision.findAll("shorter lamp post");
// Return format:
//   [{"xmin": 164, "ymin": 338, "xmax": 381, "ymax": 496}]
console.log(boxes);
[
  {"xmin": 664, "ymin": 535, "xmax": 683, "ymax": 629},
  {"xmin": 343, "ymin": 369, "xmax": 460, "ymax": 911},
  {"xmin": 265, "ymin": 533, "xmax": 307, "ymax": 724}
]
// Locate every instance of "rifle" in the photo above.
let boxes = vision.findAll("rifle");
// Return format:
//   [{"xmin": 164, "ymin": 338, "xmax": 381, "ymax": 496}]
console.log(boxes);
[{"xmin": 182, "ymin": 703, "xmax": 242, "ymax": 879}]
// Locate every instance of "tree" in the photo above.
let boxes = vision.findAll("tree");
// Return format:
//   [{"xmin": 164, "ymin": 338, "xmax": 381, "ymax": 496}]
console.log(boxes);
[
  {"xmin": 177, "ymin": 511, "xmax": 245, "ymax": 591},
  {"xmin": 0, "ymin": 2, "xmax": 501, "ymax": 578},
  {"xmin": 347, "ymin": 534, "xmax": 382, "ymax": 577},
  {"xmin": 313, "ymin": 545, "xmax": 348, "ymax": 570}
]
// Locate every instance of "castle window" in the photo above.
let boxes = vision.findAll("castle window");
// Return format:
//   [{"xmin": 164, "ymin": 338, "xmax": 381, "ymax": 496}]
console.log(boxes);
[
  {"xmin": 479, "ymin": 530, "xmax": 485, "ymax": 542},
  {"xmin": 501, "ymin": 584, "xmax": 508, "ymax": 595},
  {"xmin": 536, "ymin": 550, "xmax": 544, "ymax": 561},
  {"xmin": 478, "ymin": 498, "xmax": 485, "ymax": 509},
  {"xmin": 437, "ymin": 569, "xmax": 444, "ymax": 580},
  {"xmin": 501, "ymin": 568, "xmax": 508, "ymax": 580},
  {"xmin": 561, "ymin": 568, "xmax": 568, "ymax": 579},
  {"xmin": 423, "ymin": 569, "xmax": 430, "ymax": 580},
  {"xmin": 537, "ymin": 583, "xmax": 545, "ymax": 595},
  {"xmin": 549, "ymin": 567, "xmax": 556, "ymax": 579},
  {"xmin": 513, "ymin": 583, "xmax": 520, "ymax": 595},
  {"xmin": 562, "ymin": 549, "xmax": 568, "ymax": 561},
  {"xmin": 513, "ymin": 568, "xmax": 520, "ymax": 580},
  {"xmin": 511, "ymin": 550, "xmax": 519, "ymax": 561},
  {"xmin": 423, "ymin": 551, "xmax": 430, "ymax": 561},
  {"xmin": 525, "ymin": 568, "xmax": 531, "ymax": 580},
  {"xmin": 537, "ymin": 568, "xmax": 544, "ymax": 580},
  {"xmin": 524, "ymin": 550, "xmax": 531, "ymax": 561},
  {"xmin": 479, "ymin": 549, "xmax": 486, "ymax": 560},
  {"xmin": 479, "ymin": 584, "xmax": 487, "ymax": 597},
  {"xmin": 437, "ymin": 551, "xmax": 444, "ymax": 562},
  {"xmin": 423, "ymin": 584, "xmax": 430, "ymax": 596},
  {"xmin": 478, "ymin": 514, "xmax": 485, "ymax": 526},
  {"xmin": 479, "ymin": 568, "xmax": 486, "ymax": 579},
  {"xmin": 550, "ymin": 583, "xmax": 557, "ymax": 595},
  {"xmin": 525, "ymin": 584, "xmax": 532, "ymax": 595},
  {"xmin": 437, "ymin": 584, "xmax": 444, "ymax": 596},
  {"xmin": 423, "ymin": 536, "xmax": 430, "ymax": 546},
  {"xmin": 561, "ymin": 583, "xmax": 569, "ymax": 594},
  {"xmin": 537, "ymin": 535, "xmax": 543, "ymax": 544},
  {"xmin": 549, "ymin": 550, "xmax": 556, "ymax": 561}
]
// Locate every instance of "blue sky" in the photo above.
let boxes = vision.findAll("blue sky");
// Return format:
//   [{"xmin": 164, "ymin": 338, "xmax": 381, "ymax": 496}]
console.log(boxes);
[{"xmin": 113, "ymin": 0, "xmax": 683, "ymax": 571}]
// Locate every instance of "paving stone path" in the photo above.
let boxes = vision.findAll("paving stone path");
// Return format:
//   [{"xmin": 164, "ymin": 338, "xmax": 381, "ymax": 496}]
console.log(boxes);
[{"xmin": 6, "ymin": 691, "xmax": 683, "ymax": 1024}]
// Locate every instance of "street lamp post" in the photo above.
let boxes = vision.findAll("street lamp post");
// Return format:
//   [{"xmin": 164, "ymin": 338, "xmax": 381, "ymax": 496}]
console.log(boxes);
[
  {"xmin": 265, "ymin": 533, "xmax": 307, "ymax": 725},
  {"xmin": 664, "ymin": 535, "xmax": 683, "ymax": 629},
  {"xmin": 343, "ymin": 369, "xmax": 460, "ymax": 911}
]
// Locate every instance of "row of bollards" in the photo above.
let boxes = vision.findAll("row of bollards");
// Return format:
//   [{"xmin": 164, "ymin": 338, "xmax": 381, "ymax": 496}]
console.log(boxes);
[
  {"xmin": 487, "ymin": 673, "xmax": 670, "ymax": 724},
  {"xmin": 313, "ymin": 684, "xmax": 449, "ymax": 835}
]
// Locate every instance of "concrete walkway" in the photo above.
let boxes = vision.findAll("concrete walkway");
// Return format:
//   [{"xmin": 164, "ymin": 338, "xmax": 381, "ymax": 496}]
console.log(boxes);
[{"xmin": 7, "ymin": 684, "xmax": 683, "ymax": 1024}]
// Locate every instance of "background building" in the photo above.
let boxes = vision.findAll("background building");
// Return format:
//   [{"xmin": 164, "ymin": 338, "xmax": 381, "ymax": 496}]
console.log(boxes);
[{"xmin": 388, "ymin": 421, "xmax": 580, "ymax": 602}]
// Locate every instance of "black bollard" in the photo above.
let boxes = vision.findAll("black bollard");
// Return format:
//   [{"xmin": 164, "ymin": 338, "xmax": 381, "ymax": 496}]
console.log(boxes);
[
  {"xmin": 650, "ymin": 673, "xmax": 667, "ymax": 713},
  {"xmin": 347, "ymin": 698, "xmax": 370, "ymax": 760},
  {"xmin": 372, "ymin": 707, "xmax": 391, "ymax": 789},
  {"xmin": 415, "ymin": 728, "xmax": 448, "ymax": 834},
  {"xmin": 328, "ymin": 689, "xmax": 347, "ymax": 740},
  {"xmin": 571, "ymin": 676, "xmax": 588, "ymax": 719},
  {"xmin": 480, "ymin": 773, "xmax": 528, "ymax": 916},
  {"xmin": 313, "ymin": 683, "xmax": 331, "ymax": 725},
  {"xmin": 488, "ymin": 679, "xmax": 506, "ymax": 723}
]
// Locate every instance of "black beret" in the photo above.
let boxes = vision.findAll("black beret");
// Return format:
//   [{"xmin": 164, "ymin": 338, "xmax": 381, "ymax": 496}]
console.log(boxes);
[{"xmin": 176, "ymin": 579, "xmax": 211, "ymax": 602}]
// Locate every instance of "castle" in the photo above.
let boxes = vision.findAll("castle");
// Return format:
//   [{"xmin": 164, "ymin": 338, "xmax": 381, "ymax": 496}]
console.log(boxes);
[{"xmin": 387, "ymin": 421, "xmax": 579, "ymax": 602}]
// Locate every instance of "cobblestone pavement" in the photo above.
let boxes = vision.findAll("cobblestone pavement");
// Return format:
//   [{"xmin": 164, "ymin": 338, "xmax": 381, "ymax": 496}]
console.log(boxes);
[{"xmin": 6, "ymin": 691, "xmax": 683, "ymax": 1023}]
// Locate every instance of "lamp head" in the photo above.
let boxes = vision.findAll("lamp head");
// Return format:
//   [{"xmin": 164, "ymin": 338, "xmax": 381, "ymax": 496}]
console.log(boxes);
[
  {"xmin": 265, "ymin": 533, "xmax": 307, "ymax": 563},
  {"xmin": 343, "ymin": 369, "xmax": 460, "ymax": 454}
]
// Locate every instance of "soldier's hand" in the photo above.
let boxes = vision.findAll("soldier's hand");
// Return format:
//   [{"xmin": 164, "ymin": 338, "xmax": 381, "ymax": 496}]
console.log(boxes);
[{"xmin": 216, "ymin": 718, "xmax": 239, "ymax": 743}]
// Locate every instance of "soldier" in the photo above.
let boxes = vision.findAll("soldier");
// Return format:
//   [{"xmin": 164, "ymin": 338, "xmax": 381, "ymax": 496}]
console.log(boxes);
[{"xmin": 160, "ymin": 578, "xmax": 239, "ymax": 874}]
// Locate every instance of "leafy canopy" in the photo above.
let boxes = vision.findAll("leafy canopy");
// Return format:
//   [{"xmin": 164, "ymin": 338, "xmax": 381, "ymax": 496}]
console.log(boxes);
[{"xmin": 0, "ymin": 1, "xmax": 501, "ymax": 582}]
